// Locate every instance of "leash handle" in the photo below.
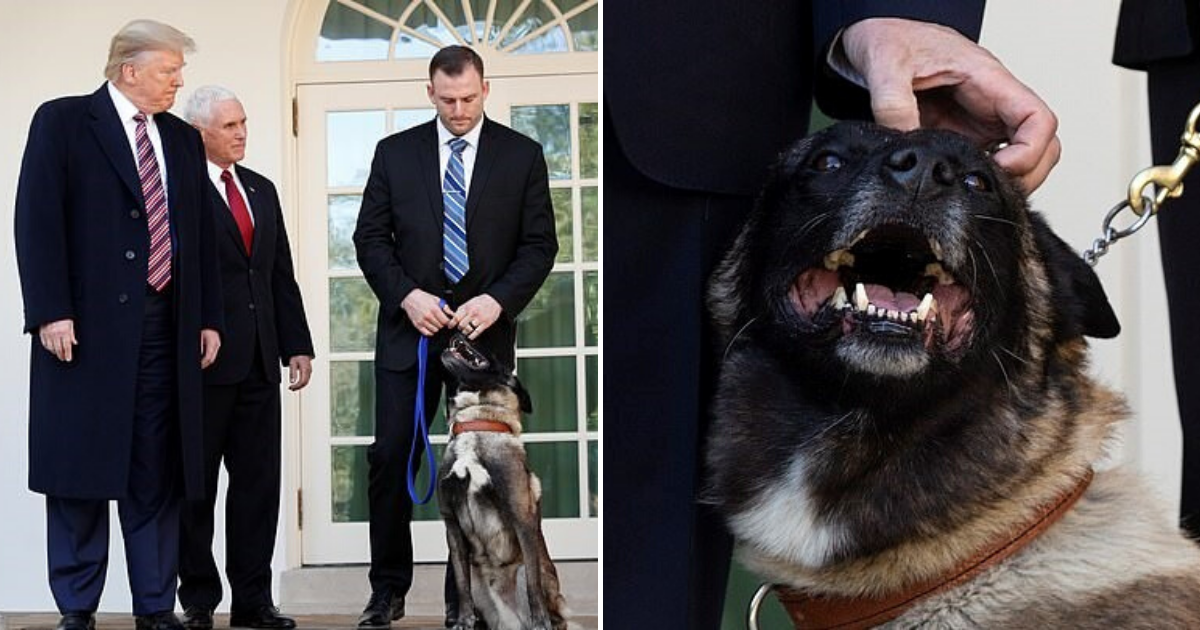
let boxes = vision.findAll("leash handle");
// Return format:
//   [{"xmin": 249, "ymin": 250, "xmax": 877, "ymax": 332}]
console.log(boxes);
[{"xmin": 406, "ymin": 301, "xmax": 443, "ymax": 505}]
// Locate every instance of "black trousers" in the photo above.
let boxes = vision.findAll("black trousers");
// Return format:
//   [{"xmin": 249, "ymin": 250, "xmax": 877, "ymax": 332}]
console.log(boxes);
[
  {"xmin": 179, "ymin": 349, "xmax": 281, "ymax": 611},
  {"xmin": 603, "ymin": 120, "xmax": 752, "ymax": 629},
  {"xmin": 1147, "ymin": 58, "xmax": 1200, "ymax": 539},
  {"xmin": 367, "ymin": 357, "xmax": 455, "ymax": 598},
  {"xmin": 47, "ymin": 288, "xmax": 180, "ymax": 615}
]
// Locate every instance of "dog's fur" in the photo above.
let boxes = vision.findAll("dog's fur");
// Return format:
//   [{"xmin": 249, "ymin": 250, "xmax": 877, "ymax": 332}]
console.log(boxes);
[
  {"xmin": 437, "ymin": 336, "xmax": 569, "ymax": 630},
  {"xmin": 705, "ymin": 121, "xmax": 1200, "ymax": 627}
]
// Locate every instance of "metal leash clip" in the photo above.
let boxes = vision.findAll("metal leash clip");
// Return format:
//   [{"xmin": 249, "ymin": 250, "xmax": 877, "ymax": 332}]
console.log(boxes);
[
  {"xmin": 1084, "ymin": 102, "xmax": 1200, "ymax": 265},
  {"xmin": 747, "ymin": 583, "xmax": 774, "ymax": 630}
]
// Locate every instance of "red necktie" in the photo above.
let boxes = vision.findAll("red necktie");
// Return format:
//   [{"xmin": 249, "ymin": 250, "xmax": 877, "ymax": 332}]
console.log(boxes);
[
  {"xmin": 221, "ymin": 169, "xmax": 254, "ymax": 255},
  {"xmin": 134, "ymin": 113, "xmax": 172, "ymax": 291}
]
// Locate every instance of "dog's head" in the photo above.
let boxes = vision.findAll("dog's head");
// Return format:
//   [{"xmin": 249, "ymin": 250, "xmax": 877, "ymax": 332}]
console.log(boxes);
[
  {"xmin": 710, "ymin": 121, "xmax": 1118, "ymax": 396},
  {"xmin": 441, "ymin": 334, "xmax": 532, "ymax": 415}
]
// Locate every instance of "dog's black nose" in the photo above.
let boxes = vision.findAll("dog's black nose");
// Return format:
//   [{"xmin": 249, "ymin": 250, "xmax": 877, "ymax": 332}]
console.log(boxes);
[{"xmin": 883, "ymin": 146, "xmax": 956, "ymax": 193}]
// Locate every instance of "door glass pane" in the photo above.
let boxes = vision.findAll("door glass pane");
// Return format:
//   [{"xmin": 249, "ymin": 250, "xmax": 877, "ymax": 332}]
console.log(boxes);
[
  {"xmin": 328, "ymin": 111, "xmax": 387, "ymax": 187},
  {"xmin": 403, "ymin": 5, "xmax": 456, "ymax": 53},
  {"xmin": 358, "ymin": 0, "xmax": 407, "ymax": 20},
  {"xmin": 517, "ymin": 356, "xmax": 577, "ymax": 433},
  {"xmin": 505, "ymin": 3, "xmax": 568, "ymax": 54},
  {"xmin": 331, "ymin": 360, "xmax": 375, "ymax": 437},
  {"xmin": 579, "ymin": 102, "xmax": 597, "ymax": 178},
  {"xmin": 330, "ymin": 277, "xmax": 379, "ymax": 352},
  {"xmin": 527, "ymin": 442, "xmax": 579, "ymax": 518},
  {"xmin": 394, "ymin": 108, "xmax": 435, "ymax": 132},
  {"xmin": 551, "ymin": 187, "xmax": 573, "ymax": 264},
  {"xmin": 318, "ymin": 2, "xmax": 392, "ymax": 62},
  {"xmin": 586, "ymin": 354, "xmax": 597, "ymax": 431},
  {"xmin": 588, "ymin": 439, "xmax": 597, "ymax": 517},
  {"xmin": 395, "ymin": 31, "xmax": 441, "ymax": 60},
  {"xmin": 581, "ymin": 186, "xmax": 596, "ymax": 262},
  {"xmin": 510, "ymin": 105, "xmax": 571, "ymax": 180},
  {"xmin": 468, "ymin": 0, "xmax": 495, "ymax": 42},
  {"xmin": 328, "ymin": 194, "xmax": 362, "ymax": 271},
  {"xmin": 584, "ymin": 271, "xmax": 597, "ymax": 346},
  {"xmin": 412, "ymin": 443, "xmax": 447, "ymax": 521},
  {"xmin": 568, "ymin": 5, "xmax": 598, "ymax": 52},
  {"xmin": 517, "ymin": 272, "xmax": 574, "ymax": 348},
  {"xmin": 332, "ymin": 445, "xmax": 369, "ymax": 522}
]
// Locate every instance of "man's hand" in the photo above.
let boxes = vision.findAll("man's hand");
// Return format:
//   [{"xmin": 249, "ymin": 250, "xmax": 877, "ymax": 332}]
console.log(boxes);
[
  {"xmin": 200, "ymin": 328, "xmax": 221, "ymax": 369},
  {"xmin": 447, "ymin": 294, "xmax": 503, "ymax": 341},
  {"xmin": 288, "ymin": 355, "xmax": 313, "ymax": 391},
  {"xmin": 842, "ymin": 18, "xmax": 1060, "ymax": 192},
  {"xmin": 401, "ymin": 288, "xmax": 452, "ymax": 337},
  {"xmin": 39, "ymin": 319, "xmax": 77, "ymax": 362}
]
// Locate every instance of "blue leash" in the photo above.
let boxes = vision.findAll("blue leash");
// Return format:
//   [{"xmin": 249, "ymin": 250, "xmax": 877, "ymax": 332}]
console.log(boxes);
[{"xmin": 406, "ymin": 309, "xmax": 441, "ymax": 505}]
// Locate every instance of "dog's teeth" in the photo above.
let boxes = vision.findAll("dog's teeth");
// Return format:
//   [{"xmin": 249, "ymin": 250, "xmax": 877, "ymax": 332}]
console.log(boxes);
[
  {"xmin": 831, "ymin": 286, "xmax": 847, "ymax": 308},
  {"xmin": 866, "ymin": 304, "xmax": 877, "ymax": 317},
  {"xmin": 824, "ymin": 249, "xmax": 856, "ymax": 271},
  {"xmin": 917, "ymin": 293, "xmax": 936, "ymax": 321},
  {"xmin": 855, "ymin": 283, "xmax": 869, "ymax": 311},
  {"xmin": 850, "ymin": 229, "xmax": 870, "ymax": 247}
]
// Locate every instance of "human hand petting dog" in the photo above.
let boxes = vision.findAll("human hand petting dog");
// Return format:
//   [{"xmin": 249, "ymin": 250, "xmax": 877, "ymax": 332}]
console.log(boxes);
[
  {"xmin": 842, "ymin": 18, "xmax": 1060, "ymax": 193},
  {"xmin": 447, "ymin": 294, "xmax": 502, "ymax": 341}
]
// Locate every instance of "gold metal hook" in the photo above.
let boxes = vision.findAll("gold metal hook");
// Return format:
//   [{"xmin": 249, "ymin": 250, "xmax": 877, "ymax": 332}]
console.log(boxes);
[{"xmin": 1128, "ymin": 102, "xmax": 1200, "ymax": 215}]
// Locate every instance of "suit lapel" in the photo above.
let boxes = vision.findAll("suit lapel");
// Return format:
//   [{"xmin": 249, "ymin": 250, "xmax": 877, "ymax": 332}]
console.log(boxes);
[
  {"xmin": 88, "ymin": 86, "xmax": 142, "ymax": 203},
  {"xmin": 420, "ymin": 122, "xmax": 444, "ymax": 228},
  {"xmin": 209, "ymin": 179, "xmax": 249, "ymax": 258},
  {"xmin": 465, "ymin": 118, "xmax": 499, "ymax": 230},
  {"xmin": 240, "ymin": 168, "xmax": 266, "ymax": 259}
]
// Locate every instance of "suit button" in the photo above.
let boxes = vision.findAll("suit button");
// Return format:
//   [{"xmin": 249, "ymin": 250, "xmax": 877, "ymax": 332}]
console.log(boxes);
[
  {"xmin": 118, "ymin": 293, "xmax": 129, "ymax": 304},
  {"xmin": 130, "ymin": 209, "xmax": 141, "ymax": 219},
  {"xmin": 125, "ymin": 250, "xmax": 136, "ymax": 260},
  {"xmin": 248, "ymin": 302, "xmax": 256, "ymax": 310}
]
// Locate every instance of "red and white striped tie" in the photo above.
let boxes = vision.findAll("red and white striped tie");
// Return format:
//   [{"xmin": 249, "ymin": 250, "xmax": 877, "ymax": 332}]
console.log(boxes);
[{"xmin": 134, "ymin": 112, "xmax": 172, "ymax": 291}]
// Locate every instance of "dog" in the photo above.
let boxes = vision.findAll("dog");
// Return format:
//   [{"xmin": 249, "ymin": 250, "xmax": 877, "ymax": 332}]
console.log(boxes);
[
  {"xmin": 437, "ymin": 334, "xmax": 569, "ymax": 630},
  {"xmin": 705, "ymin": 121, "xmax": 1200, "ymax": 628}
]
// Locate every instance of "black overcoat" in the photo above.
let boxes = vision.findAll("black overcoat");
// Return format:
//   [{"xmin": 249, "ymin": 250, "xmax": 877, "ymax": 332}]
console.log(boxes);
[{"xmin": 14, "ymin": 84, "xmax": 223, "ymax": 500}]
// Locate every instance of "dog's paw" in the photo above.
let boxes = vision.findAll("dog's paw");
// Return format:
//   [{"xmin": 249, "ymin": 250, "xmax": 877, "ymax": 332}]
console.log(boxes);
[{"xmin": 451, "ymin": 613, "xmax": 478, "ymax": 630}]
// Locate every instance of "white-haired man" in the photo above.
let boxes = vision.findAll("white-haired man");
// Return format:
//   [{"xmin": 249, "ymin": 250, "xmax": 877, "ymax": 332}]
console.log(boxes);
[
  {"xmin": 177, "ymin": 85, "xmax": 313, "ymax": 630},
  {"xmin": 14, "ymin": 19, "xmax": 223, "ymax": 630}
]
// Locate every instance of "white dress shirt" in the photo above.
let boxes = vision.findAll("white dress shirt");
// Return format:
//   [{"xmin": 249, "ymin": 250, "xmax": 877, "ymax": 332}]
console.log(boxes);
[
  {"xmin": 436, "ymin": 116, "xmax": 484, "ymax": 198},
  {"xmin": 206, "ymin": 161, "xmax": 256, "ymax": 226},
  {"xmin": 106, "ymin": 81, "xmax": 169, "ymax": 200}
]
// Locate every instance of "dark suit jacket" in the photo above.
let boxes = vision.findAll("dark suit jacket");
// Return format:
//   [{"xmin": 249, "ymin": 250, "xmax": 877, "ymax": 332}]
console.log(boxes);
[
  {"xmin": 353, "ymin": 117, "xmax": 558, "ymax": 370},
  {"xmin": 1113, "ymin": 0, "xmax": 1197, "ymax": 69},
  {"xmin": 205, "ymin": 164, "xmax": 313, "ymax": 385},
  {"xmin": 14, "ymin": 84, "xmax": 223, "ymax": 500},
  {"xmin": 605, "ymin": 0, "xmax": 985, "ymax": 196}
]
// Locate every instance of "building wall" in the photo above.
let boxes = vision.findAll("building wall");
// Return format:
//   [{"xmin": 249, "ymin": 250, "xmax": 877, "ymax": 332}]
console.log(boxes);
[{"xmin": 0, "ymin": 0, "xmax": 294, "ymax": 611}]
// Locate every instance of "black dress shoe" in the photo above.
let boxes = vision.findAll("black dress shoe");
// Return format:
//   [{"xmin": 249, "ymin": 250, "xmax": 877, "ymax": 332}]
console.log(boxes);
[
  {"xmin": 182, "ymin": 607, "xmax": 214, "ymax": 630},
  {"xmin": 135, "ymin": 611, "xmax": 185, "ymax": 630},
  {"xmin": 56, "ymin": 612, "xmax": 95, "ymax": 630},
  {"xmin": 230, "ymin": 605, "xmax": 296, "ymax": 629},
  {"xmin": 357, "ymin": 590, "xmax": 405, "ymax": 629}
]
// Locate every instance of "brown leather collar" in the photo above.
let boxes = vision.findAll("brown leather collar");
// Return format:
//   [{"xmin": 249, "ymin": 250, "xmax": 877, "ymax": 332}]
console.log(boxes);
[
  {"xmin": 451, "ymin": 419, "xmax": 513, "ymax": 436},
  {"xmin": 775, "ymin": 468, "xmax": 1095, "ymax": 629}
]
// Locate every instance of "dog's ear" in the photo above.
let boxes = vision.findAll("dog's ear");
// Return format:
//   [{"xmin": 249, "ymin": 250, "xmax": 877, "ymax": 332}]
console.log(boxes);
[
  {"xmin": 510, "ymin": 374, "xmax": 533, "ymax": 414},
  {"xmin": 1030, "ymin": 213, "xmax": 1120, "ymax": 339}
]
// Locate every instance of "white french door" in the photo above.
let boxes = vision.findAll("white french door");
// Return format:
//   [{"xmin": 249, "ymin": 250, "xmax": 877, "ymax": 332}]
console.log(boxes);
[{"xmin": 295, "ymin": 74, "xmax": 597, "ymax": 564}]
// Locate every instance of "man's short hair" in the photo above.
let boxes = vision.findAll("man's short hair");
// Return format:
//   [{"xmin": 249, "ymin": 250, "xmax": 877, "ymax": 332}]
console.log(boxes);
[
  {"xmin": 184, "ymin": 85, "xmax": 239, "ymax": 127},
  {"xmin": 104, "ymin": 19, "xmax": 196, "ymax": 82},
  {"xmin": 429, "ymin": 45, "xmax": 484, "ymax": 81}
]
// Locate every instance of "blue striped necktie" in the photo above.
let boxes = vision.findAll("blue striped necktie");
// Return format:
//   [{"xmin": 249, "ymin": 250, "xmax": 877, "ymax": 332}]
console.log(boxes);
[{"xmin": 443, "ymin": 137, "xmax": 469, "ymax": 283}]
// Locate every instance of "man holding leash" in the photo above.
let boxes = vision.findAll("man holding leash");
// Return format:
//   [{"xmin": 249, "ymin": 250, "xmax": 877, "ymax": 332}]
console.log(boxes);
[{"xmin": 352, "ymin": 44, "xmax": 557, "ymax": 628}]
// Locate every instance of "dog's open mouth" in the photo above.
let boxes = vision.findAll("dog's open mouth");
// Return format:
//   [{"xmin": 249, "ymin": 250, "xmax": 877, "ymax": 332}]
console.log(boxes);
[{"xmin": 791, "ymin": 225, "xmax": 974, "ymax": 352}]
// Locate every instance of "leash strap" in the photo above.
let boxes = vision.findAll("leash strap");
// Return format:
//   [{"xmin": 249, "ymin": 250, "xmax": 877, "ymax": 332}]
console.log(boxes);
[{"xmin": 406, "ymin": 302, "xmax": 442, "ymax": 505}]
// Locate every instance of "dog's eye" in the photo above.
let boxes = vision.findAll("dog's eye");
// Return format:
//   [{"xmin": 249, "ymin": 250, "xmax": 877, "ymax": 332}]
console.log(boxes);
[
  {"xmin": 963, "ymin": 172, "xmax": 991, "ymax": 192},
  {"xmin": 812, "ymin": 151, "xmax": 843, "ymax": 172}
]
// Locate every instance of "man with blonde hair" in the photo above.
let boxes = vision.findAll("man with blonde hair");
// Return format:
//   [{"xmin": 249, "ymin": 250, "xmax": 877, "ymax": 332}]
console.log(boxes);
[{"xmin": 14, "ymin": 19, "xmax": 222, "ymax": 630}]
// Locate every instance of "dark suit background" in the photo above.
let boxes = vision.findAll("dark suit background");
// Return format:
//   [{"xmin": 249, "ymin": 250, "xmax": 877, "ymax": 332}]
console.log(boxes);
[
  {"xmin": 1114, "ymin": 0, "xmax": 1200, "ymax": 540},
  {"xmin": 352, "ymin": 116, "xmax": 557, "ymax": 596},
  {"xmin": 604, "ymin": 3, "xmax": 984, "ymax": 627},
  {"xmin": 178, "ymin": 164, "xmax": 313, "ymax": 612}
]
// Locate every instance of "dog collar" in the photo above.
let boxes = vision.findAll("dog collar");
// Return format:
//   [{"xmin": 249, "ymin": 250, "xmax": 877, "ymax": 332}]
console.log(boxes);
[
  {"xmin": 451, "ymin": 419, "xmax": 513, "ymax": 436},
  {"xmin": 773, "ymin": 468, "xmax": 1095, "ymax": 630}
]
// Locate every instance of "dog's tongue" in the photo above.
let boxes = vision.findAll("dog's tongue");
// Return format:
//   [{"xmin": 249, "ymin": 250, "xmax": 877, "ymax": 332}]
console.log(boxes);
[{"xmin": 864, "ymin": 284, "xmax": 922, "ymax": 312}]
